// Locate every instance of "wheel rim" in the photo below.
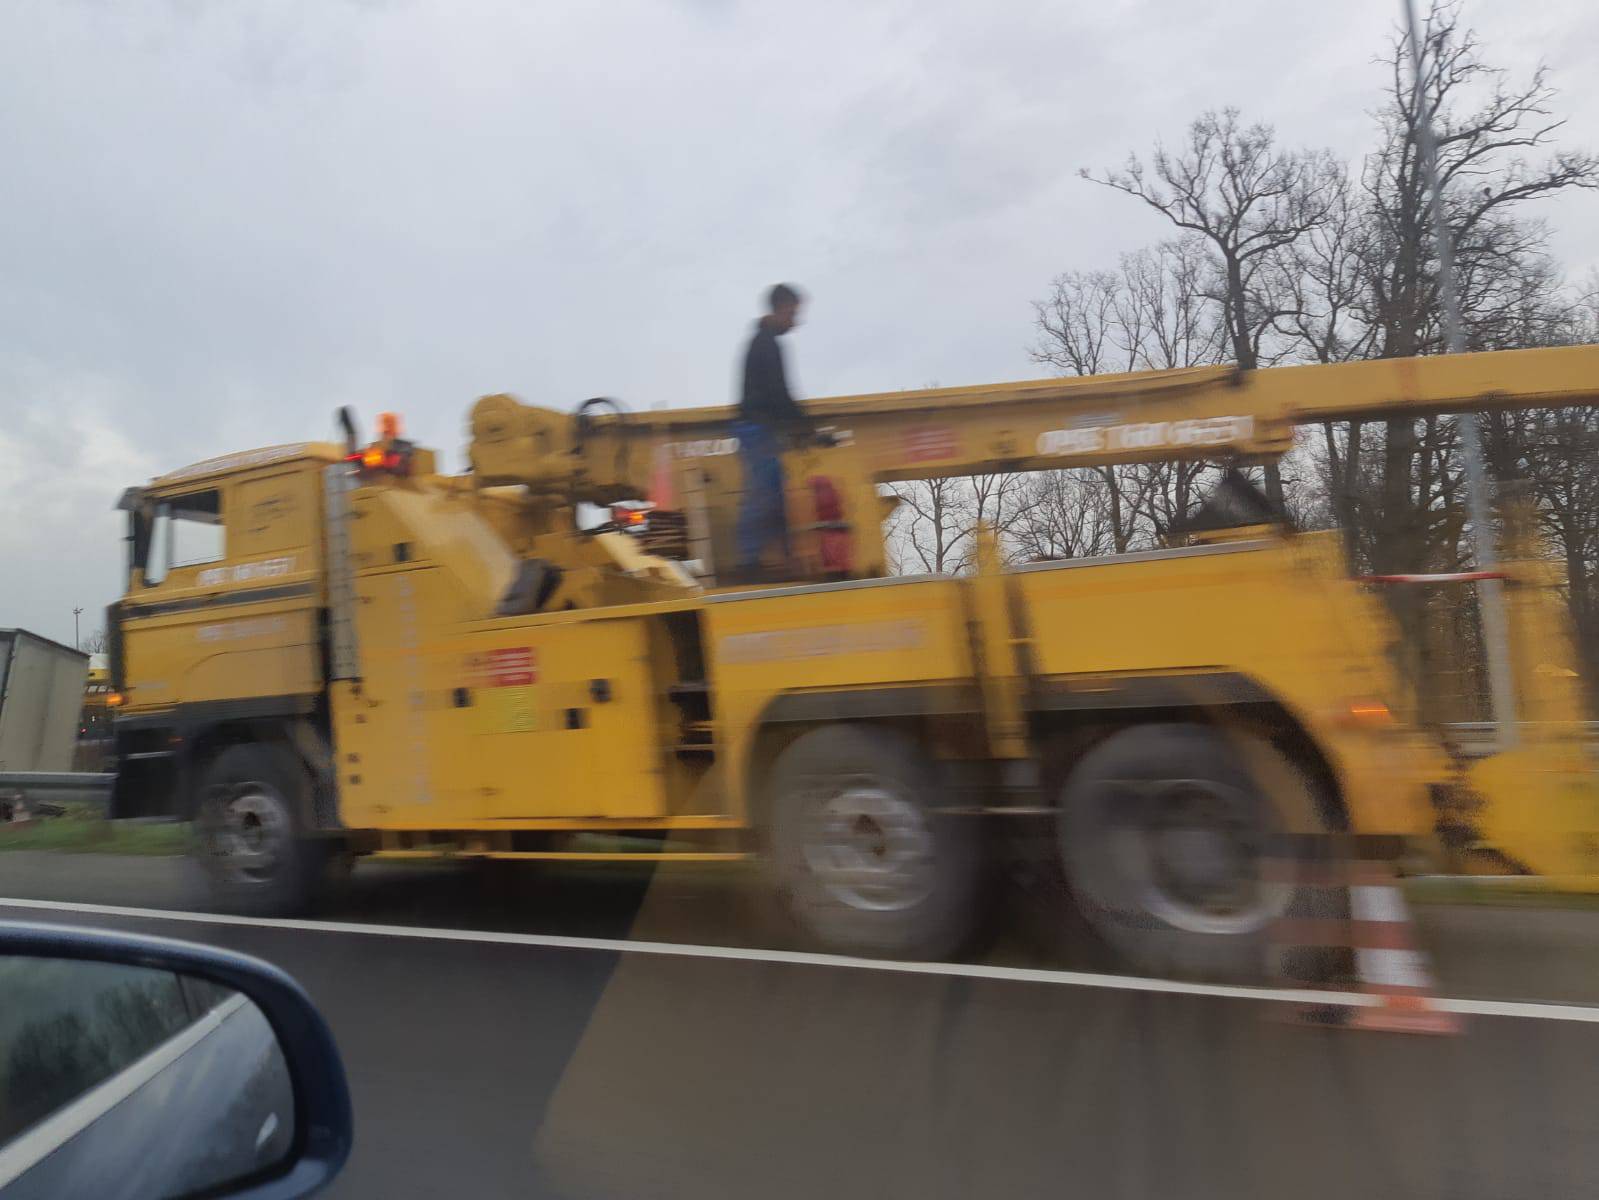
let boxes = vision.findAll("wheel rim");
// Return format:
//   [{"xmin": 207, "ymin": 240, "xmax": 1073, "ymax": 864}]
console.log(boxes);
[
  {"xmin": 798, "ymin": 780, "xmax": 937, "ymax": 913},
  {"xmin": 1112, "ymin": 779, "xmax": 1280, "ymax": 935},
  {"xmin": 206, "ymin": 782, "xmax": 291, "ymax": 886}
]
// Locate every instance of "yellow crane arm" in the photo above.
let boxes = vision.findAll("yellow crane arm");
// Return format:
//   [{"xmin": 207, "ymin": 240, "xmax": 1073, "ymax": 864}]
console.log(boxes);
[{"xmin": 468, "ymin": 343, "xmax": 1599, "ymax": 497}]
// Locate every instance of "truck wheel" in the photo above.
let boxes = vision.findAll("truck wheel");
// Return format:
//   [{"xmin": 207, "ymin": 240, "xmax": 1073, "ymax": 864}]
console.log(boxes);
[
  {"xmin": 765, "ymin": 724, "xmax": 978, "ymax": 960},
  {"xmin": 195, "ymin": 743, "xmax": 330, "ymax": 917},
  {"xmin": 1056, "ymin": 723, "xmax": 1334, "ymax": 981}
]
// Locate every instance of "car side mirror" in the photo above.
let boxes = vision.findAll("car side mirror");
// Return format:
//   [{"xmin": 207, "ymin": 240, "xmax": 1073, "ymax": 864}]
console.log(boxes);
[{"xmin": 0, "ymin": 922, "xmax": 351, "ymax": 1199}]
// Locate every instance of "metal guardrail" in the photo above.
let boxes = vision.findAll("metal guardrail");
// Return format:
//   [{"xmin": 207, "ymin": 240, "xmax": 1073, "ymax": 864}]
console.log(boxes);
[
  {"xmin": 1444, "ymin": 722, "xmax": 1599, "ymax": 734},
  {"xmin": 0, "ymin": 772, "xmax": 114, "ymax": 809},
  {"xmin": 1442, "ymin": 722, "xmax": 1599, "ymax": 757}
]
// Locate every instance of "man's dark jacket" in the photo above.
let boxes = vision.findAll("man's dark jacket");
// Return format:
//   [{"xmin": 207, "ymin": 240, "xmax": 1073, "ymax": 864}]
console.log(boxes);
[{"xmin": 739, "ymin": 320, "xmax": 809, "ymax": 433}]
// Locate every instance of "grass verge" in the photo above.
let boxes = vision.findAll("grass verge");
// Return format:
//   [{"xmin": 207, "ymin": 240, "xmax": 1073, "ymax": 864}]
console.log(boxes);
[
  {"xmin": 0, "ymin": 812, "xmax": 190, "ymax": 856},
  {"xmin": 1406, "ymin": 876, "xmax": 1599, "ymax": 911}
]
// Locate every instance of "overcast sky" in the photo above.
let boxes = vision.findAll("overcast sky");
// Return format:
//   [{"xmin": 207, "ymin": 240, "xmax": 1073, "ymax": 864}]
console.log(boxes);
[{"xmin": 3, "ymin": 0, "xmax": 1596, "ymax": 644}]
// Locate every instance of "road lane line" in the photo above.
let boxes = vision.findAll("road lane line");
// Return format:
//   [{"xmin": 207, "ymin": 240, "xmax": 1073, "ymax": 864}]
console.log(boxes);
[{"xmin": 2, "ymin": 895, "xmax": 1596, "ymax": 1024}]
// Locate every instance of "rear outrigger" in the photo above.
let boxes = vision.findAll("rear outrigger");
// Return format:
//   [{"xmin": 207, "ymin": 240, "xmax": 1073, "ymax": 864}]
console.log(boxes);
[{"xmin": 106, "ymin": 345, "xmax": 1599, "ymax": 975}]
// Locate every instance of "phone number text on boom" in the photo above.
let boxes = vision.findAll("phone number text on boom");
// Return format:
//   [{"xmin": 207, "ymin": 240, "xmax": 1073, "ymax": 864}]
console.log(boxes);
[{"xmin": 1037, "ymin": 415, "xmax": 1255, "ymax": 457}]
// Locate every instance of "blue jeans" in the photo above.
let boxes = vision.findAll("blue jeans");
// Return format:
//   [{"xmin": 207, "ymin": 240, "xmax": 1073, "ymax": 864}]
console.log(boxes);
[{"xmin": 734, "ymin": 421, "xmax": 789, "ymax": 569}]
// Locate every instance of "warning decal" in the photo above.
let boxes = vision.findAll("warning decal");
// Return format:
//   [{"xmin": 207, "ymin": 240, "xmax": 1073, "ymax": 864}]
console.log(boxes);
[
  {"xmin": 464, "ymin": 647, "xmax": 538, "ymax": 734},
  {"xmin": 900, "ymin": 426, "xmax": 959, "ymax": 463},
  {"xmin": 470, "ymin": 647, "xmax": 537, "ymax": 687}
]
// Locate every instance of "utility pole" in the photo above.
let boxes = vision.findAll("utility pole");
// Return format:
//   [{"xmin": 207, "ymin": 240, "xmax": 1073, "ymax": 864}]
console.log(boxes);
[
  {"xmin": 73, "ymin": 607, "xmax": 83, "ymax": 650},
  {"xmin": 1401, "ymin": 0, "xmax": 1517, "ymax": 749}
]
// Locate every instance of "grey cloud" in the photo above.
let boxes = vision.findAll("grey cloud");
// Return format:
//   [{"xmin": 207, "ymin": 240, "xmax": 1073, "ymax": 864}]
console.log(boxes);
[{"xmin": 1, "ymin": 0, "xmax": 1593, "ymax": 640}]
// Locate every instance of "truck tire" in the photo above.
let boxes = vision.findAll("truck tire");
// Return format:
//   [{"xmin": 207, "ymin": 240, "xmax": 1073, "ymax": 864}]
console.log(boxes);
[
  {"xmin": 765, "ymin": 724, "xmax": 978, "ymax": 960},
  {"xmin": 194, "ymin": 743, "xmax": 331, "ymax": 917},
  {"xmin": 1056, "ymin": 723, "xmax": 1335, "ymax": 981}
]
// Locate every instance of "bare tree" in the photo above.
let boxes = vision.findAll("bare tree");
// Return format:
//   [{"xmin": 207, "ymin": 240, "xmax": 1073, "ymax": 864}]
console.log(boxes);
[
  {"xmin": 1031, "ymin": 269, "xmax": 1124, "ymax": 377},
  {"xmin": 1033, "ymin": 239, "xmax": 1224, "ymax": 376},
  {"xmin": 966, "ymin": 471, "xmax": 1031, "ymax": 549},
  {"xmin": 1360, "ymin": 3, "xmax": 1597, "ymax": 363},
  {"xmin": 885, "ymin": 476, "xmax": 969, "ymax": 574},
  {"xmin": 1030, "ymin": 239, "xmax": 1231, "ymax": 555},
  {"xmin": 1272, "ymin": 171, "xmax": 1374, "ymax": 552},
  {"xmin": 1011, "ymin": 470, "xmax": 1114, "ymax": 562},
  {"xmin": 1084, "ymin": 110, "xmax": 1343, "ymax": 372},
  {"xmin": 1029, "ymin": 3, "xmax": 1598, "ymax": 717},
  {"xmin": 1121, "ymin": 237, "xmax": 1227, "ymax": 371},
  {"xmin": 1085, "ymin": 110, "xmax": 1344, "ymax": 507},
  {"xmin": 883, "ymin": 470, "xmax": 1032, "ymax": 576},
  {"xmin": 1350, "ymin": 1, "xmax": 1599, "ymax": 713},
  {"xmin": 79, "ymin": 629, "xmax": 108, "ymax": 654}
]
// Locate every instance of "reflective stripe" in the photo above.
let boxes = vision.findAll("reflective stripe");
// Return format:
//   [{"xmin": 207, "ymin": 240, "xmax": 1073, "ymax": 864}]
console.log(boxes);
[
  {"xmin": 1350, "ymin": 884, "xmax": 1409, "ymax": 924},
  {"xmin": 1355, "ymin": 947, "xmax": 1432, "ymax": 991}
]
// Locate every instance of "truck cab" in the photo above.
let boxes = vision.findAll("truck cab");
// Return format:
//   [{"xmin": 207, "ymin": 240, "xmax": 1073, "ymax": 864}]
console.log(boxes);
[{"xmin": 109, "ymin": 443, "xmax": 340, "ymax": 823}]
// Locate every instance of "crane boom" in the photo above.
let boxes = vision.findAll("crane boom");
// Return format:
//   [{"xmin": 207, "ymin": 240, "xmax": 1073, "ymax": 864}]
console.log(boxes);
[{"xmin": 470, "ymin": 342, "xmax": 1599, "ymax": 497}]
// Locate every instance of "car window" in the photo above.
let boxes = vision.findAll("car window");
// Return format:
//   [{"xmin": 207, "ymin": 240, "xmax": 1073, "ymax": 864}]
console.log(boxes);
[
  {"xmin": 141, "ymin": 489, "xmax": 225, "ymax": 587},
  {"xmin": 0, "ymin": 959, "xmax": 192, "ymax": 1144}
]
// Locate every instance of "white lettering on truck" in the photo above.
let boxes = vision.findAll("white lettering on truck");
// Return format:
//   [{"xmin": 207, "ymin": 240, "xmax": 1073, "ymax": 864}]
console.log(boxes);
[
  {"xmin": 720, "ymin": 620, "xmax": 926, "ymax": 665},
  {"xmin": 1036, "ymin": 415, "xmax": 1255, "ymax": 458},
  {"xmin": 666, "ymin": 438, "xmax": 740, "ymax": 459},
  {"xmin": 196, "ymin": 557, "xmax": 296, "ymax": 587},
  {"xmin": 197, "ymin": 617, "xmax": 288, "ymax": 643}
]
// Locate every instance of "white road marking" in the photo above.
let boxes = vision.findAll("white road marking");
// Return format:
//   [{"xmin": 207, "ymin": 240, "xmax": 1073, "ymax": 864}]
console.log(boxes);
[{"xmin": 2, "ymin": 896, "xmax": 1597, "ymax": 1024}]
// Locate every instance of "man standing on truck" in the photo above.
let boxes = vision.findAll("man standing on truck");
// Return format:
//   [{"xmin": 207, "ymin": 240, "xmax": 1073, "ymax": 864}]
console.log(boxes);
[{"xmin": 734, "ymin": 283, "xmax": 817, "ymax": 582}]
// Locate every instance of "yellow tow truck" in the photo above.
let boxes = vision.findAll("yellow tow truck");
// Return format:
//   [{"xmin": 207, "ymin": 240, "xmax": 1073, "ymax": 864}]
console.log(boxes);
[{"xmin": 106, "ymin": 344, "xmax": 1599, "ymax": 975}]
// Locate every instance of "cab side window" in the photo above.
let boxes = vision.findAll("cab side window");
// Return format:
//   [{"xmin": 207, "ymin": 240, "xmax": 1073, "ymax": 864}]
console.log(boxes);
[{"xmin": 142, "ymin": 489, "xmax": 225, "ymax": 587}]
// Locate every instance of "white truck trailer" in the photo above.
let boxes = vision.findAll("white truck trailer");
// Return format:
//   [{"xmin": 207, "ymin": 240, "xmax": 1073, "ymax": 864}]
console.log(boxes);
[{"xmin": 0, "ymin": 629, "xmax": 90, "ymax": 773}]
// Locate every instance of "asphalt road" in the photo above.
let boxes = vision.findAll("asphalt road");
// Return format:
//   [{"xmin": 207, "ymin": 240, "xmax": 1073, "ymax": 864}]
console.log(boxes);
[{"xmin": 4, "ymin": 853, "xmax": 1599, "ymax": 1199}]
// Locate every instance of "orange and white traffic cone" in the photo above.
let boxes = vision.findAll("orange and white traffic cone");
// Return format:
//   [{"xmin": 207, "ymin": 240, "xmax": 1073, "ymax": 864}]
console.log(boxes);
[
  {"xmin": 1343, "ymin": 859, "xmax": 1461, "ymax": 1035},
  {"xmin": 1264, "ymin": 837, "xmax": 1461, "ymax": 1035}
]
